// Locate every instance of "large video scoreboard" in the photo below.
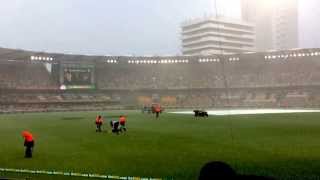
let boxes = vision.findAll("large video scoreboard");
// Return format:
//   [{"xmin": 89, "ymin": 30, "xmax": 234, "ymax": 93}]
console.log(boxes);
[{"xmin": 59, "ymin": 64, "xmax": 96, "ymax": 89}]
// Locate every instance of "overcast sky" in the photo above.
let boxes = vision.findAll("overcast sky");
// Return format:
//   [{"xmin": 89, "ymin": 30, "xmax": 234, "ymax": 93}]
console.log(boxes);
[{"xmin": 0, "ymin": 0, "xmax": 319, "ymax": 55}]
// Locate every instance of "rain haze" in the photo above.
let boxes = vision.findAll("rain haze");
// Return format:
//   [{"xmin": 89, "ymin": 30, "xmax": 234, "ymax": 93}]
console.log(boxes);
[
  {"xmin": 0, "ymin": 0, "xmax": 319, "ymax": 55},
  {"xmin": 2, "ymin": 1, "xmax": 320, "ymax": 180}
]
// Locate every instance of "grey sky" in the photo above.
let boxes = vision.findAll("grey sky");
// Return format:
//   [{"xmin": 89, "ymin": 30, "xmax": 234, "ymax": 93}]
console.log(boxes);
[{"xmin": 0, "ymin": 0, "xmax": 319, "ymax": 55}]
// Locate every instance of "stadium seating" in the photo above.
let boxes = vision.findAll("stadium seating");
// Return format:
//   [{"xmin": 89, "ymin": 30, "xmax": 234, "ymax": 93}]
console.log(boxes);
[
  {"xmin": 1, "ymin": 47, "xmax": 320, "ymax": 112},
  {"xmin": 0, "ymin": 63, "xmax": 58, "ymax": 90}
]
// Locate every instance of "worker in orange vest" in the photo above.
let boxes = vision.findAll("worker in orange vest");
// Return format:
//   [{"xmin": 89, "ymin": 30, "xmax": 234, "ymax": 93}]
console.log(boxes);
[
  {"xmin": 155, "ymin": 106, "xmax": 161, "ymax": 119},
  {"xmin": 95, "ymin": 115, "xmax": 103, "ymax": 132},
  {"xmin": 119, "ymin": 115, "xmax": 127, "ymax": 132},
  {"xmin": 22, "ymin": 131, "xmax": 35, "ymax": 158}
]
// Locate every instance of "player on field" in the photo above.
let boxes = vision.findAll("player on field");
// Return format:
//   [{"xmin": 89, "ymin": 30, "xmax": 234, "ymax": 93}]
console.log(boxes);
[
  {"xmin": 22, "ymin": 131, "xmax": 35, "ymax": 158},
  {"xmin": 95, "ymin": 115, "xmax": 103, "ymax": 132}
]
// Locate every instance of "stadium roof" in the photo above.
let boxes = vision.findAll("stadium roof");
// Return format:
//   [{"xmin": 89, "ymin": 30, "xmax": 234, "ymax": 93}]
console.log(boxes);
[{"xmin": 0, "ymin": 47, "xmax": 319, "ymax": 63}]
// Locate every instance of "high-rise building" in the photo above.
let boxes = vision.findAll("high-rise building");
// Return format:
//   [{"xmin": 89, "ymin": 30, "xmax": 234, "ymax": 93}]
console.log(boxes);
[
  {"xmin": 181, "ymin": 16, "xmax": 255, "ymax": 56},
  {"xmin": 241, "ymin": 0, "xmax": 298, "ymax": 51}
]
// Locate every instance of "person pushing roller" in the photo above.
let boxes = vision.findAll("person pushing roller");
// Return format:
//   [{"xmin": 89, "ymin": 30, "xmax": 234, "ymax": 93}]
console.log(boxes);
[{"xmin": 119, "ymin": 115, "xmax": 127, "ymax": 133}]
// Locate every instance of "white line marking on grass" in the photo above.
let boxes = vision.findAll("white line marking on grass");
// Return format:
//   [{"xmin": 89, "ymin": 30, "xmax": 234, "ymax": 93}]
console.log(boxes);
[{"xmin": 0, "ymin": 168, "xmax": 162, "ymax": 180}]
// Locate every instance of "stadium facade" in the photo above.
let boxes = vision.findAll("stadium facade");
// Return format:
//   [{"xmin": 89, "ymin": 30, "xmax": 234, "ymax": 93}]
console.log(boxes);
[
  {"xmin": 181, "ymin": 16, "xmax": 255, "ymax": 55},
  {"xmin": 0, "ymin": 47, "xmax": 320, "ymax": 113}
]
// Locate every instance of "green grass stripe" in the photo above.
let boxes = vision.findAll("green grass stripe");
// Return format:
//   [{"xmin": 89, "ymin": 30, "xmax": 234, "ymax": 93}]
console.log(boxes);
[
  {"xmin": 2, "ymin": 111, "xmax": 320, "ymax": 179},
  {"xmin": 0, "ymin": 168, "xmax": 162, "ymax": 180}
]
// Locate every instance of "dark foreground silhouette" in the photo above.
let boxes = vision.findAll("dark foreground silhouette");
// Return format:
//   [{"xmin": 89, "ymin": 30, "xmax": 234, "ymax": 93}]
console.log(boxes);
[{"xmin": 199, "ymin": 161, "xmax": 275, "ymax": 180}]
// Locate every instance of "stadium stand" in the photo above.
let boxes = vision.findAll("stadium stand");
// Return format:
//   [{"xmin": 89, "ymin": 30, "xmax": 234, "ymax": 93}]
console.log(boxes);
[{"xmin": 1, "ymin": 47, "xmax": 320, "ymax": 112}]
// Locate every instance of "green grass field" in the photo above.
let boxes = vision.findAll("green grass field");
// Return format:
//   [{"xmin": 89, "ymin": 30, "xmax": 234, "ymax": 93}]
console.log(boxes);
[{"xmin": 1, "ymin": 110, "xmax": 320, "ymax": 180}]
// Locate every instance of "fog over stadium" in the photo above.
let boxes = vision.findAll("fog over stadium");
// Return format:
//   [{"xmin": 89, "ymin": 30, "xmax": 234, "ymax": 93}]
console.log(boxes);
[
  {"xmin": 2, "ymin": 1, "xmax": 320, "ymax": 180},
  {"xmin": 0, "ymin": 0, "xmax": 319, "ymax": 55}
]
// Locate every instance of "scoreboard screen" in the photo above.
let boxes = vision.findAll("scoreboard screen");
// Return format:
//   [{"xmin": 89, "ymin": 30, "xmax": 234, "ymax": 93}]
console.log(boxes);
[
  {"xmin": 60, "ymin": 64, "xmax": 95, "ymax": 89},
  {"xmin": 64, "ymin": 68, "xmax": 91, "ymax": 85}
]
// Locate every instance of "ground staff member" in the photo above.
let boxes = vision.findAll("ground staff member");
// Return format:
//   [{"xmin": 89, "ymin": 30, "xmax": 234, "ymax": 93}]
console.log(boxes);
[
  {"xmin": 22, "ymin": 131, "xmax": 35, "ymax": 158},
  {"xmin": 95, "ymin": 115, "xmax": 103, "ymax": 132}
]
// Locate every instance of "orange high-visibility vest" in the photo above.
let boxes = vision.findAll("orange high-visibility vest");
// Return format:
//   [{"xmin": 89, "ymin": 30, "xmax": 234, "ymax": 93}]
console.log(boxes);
[
  {"xmin": 22, "ymin": 131, "xmax": 34, "ymax": 142},
  {"xmin": 119, "ymin": 116, "xmax": 126, "ymax": 124},
  {"xmin": 155, "ymin": 107, "xmax": 161, "ymax": 112},
  {"xmin": 96, "ymin": 116, "xmax": 103, "ymax": 124}
]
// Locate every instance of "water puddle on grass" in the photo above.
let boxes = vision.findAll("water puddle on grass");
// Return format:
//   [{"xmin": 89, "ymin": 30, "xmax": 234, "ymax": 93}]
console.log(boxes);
[{"xmin": 170, "ymin": 109, "xmax": 320, "ymax": 116}]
